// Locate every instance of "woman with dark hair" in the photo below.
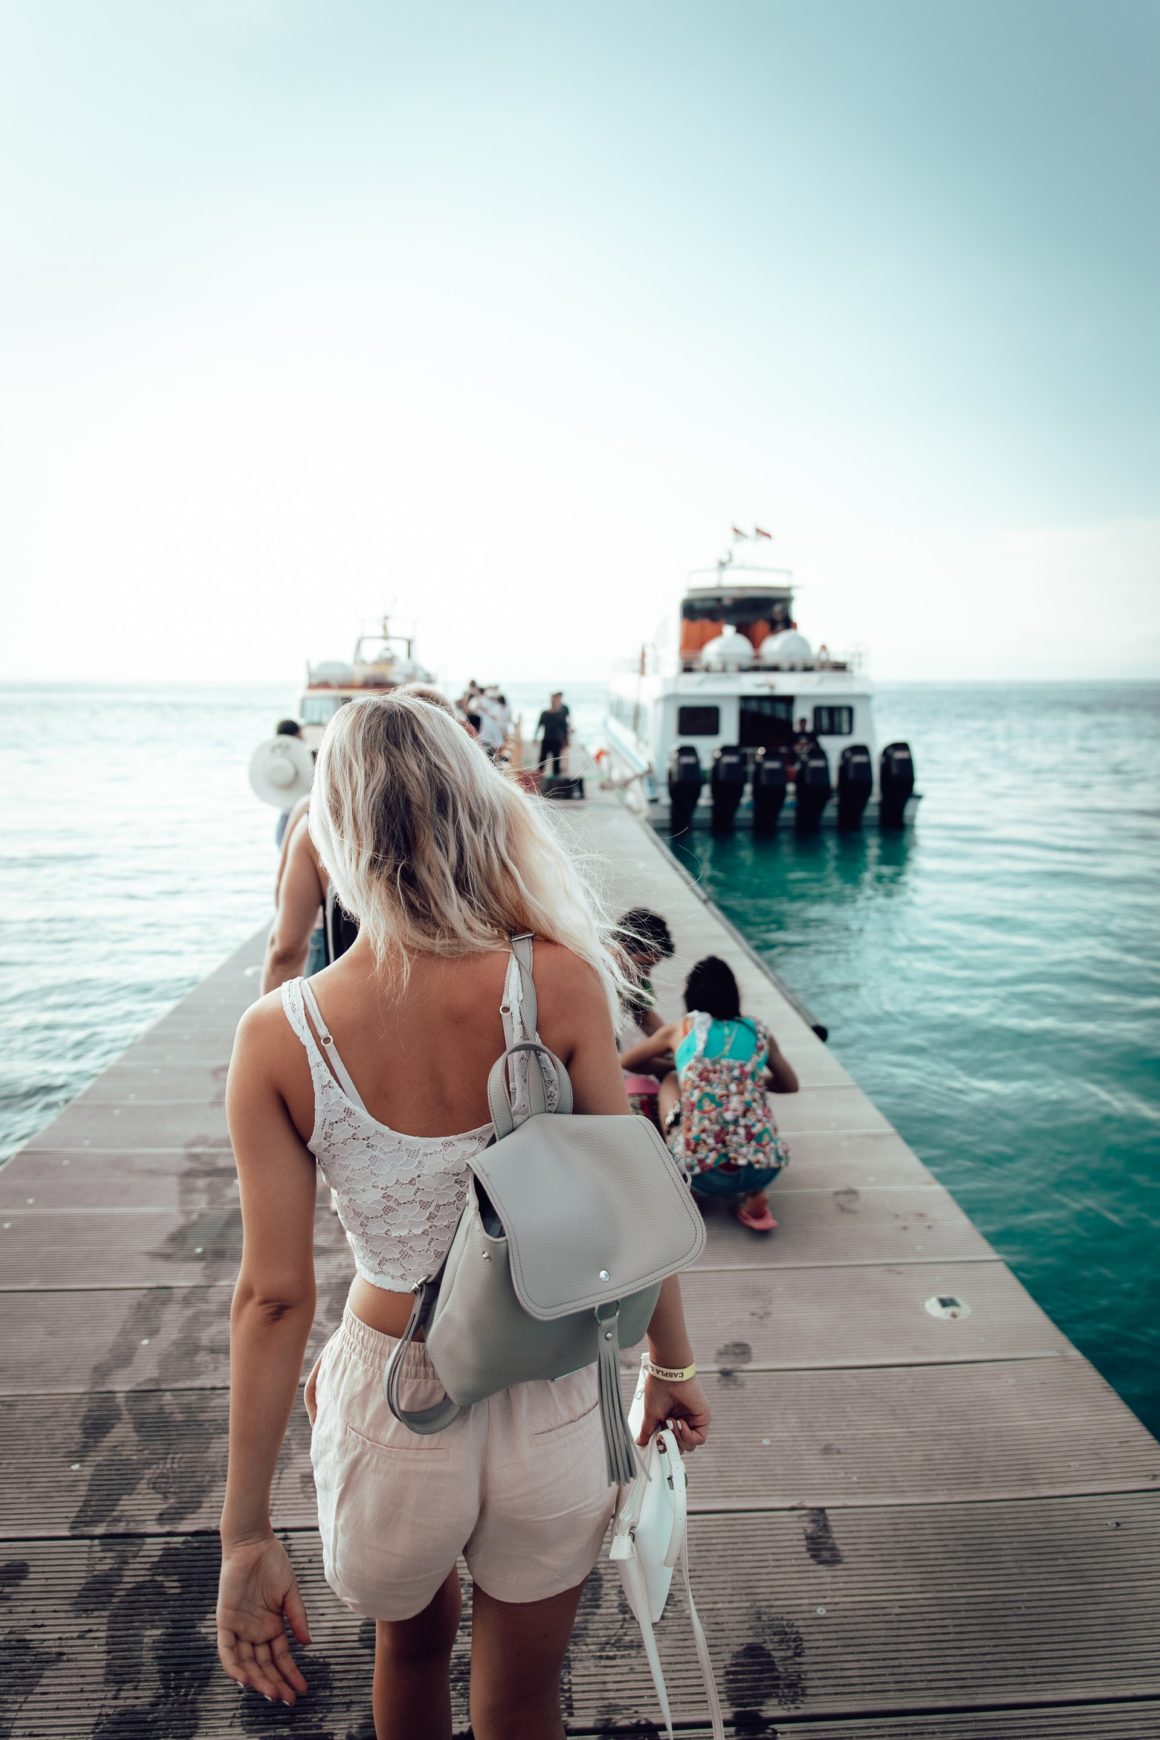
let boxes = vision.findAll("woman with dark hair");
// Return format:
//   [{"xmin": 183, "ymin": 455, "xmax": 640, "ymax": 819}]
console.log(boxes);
[{"xmin": 619, "ymin": 955, "xmax": 798, "ymax": 1232}]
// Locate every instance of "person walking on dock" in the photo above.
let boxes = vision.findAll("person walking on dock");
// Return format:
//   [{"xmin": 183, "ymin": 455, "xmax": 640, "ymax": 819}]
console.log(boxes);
[
  {"xmin": 535, "ymin": 690, "xmax": 571, "ymax": 775},
  {"xmin": 620, "ymin": 954, "xmax": 798, "ymax": 1233},
  {"xmin": 217, "ymin": 690, "xmax": 711, "ymax": 1734}
]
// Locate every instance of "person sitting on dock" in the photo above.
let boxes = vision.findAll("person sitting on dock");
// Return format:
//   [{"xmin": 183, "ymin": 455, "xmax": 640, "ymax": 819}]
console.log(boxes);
[
  {"xmin": 614, "ymin": 907, "xmax": 675, "ymax": 1040},
  {"xmin": 619, "ymin": 954, "xmax": 798, "ymax": 1233}
]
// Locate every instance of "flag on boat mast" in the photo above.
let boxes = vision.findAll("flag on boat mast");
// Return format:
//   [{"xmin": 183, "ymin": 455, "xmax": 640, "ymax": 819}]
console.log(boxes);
[{"xmin": 755, "ymin": 525, "xmax": 773, "ymax": 540}]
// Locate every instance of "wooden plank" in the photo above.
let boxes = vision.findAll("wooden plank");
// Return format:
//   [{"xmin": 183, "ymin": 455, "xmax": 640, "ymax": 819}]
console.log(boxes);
[
  {"xmin": 0, "ymin": 1127, "xmax": 938, "ymax": 1212},
  {"xmin": 64, "ymin": 1060, "xmax": 230, "ymax": 1106},
  {"xmin": 20, "ymin": 1100, "xmax": 232, "ymax": 1152},
  {"xmin": 0, "ymin": 1281, "xmax": 351, "ymax": 1395},
  {"xmin": 770, "ymin": 1085, "xmax": 894, "ymax": 1136},
  {"xmin": 0, "ymin": 1180, "xmax": 990, "ymax": 1283},
  {"xmin": 5, "ymin": 1357, "xmax": 1156, "ymax": 1540},
  {"xmin": 676, "ymin": 1261, "xmax": 1074, "ymax": 1369},
  {"xmin": 682, "ymin": 1358, "xmax": 1160, "ymax": 1509},
  {"xmin": 0, "ymin": 1150, "xmax": 239, "ymax": 1213},
  {"xmin": 693, "ymin": 1183, "xmax": 993, "ymax": 1269},
  {"xmin": 567, "ymin": 1497, "xmax": 1160, "ymax": 1726},
  {"xmin": 2, "ymin": 1496, "xmax": 1158, "ymax": 1735},
  {"xmin": 0, "ymin": 1205, "xmax": 353, "ymax": 1289},
  {"xmin": 111, "ymin": 1027, "xmax": 238, "ymax": 1066},
  {"xmin": 770, "ymin": 1129, "xmax": 937, "ymax": 1190},
  {"xmin": 0, "ymin": 1262, "xmax": 1070, "ymax": 1396},
  {"xmin": 642, "ymin": 1710, "xmax": 1160, "ymax": 1738}
]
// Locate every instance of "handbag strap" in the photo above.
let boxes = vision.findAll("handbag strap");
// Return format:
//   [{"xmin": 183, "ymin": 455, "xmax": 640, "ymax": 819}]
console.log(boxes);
[
  {"xmin": 679, "ymin": 1533, "xmax": 725, "ymax": 1740},
  {"xmin": 629, "ymin": 1524, "xmax": 725, "ymax": 1740},
  {"xmin": 508, "ymin": 931, "xmax": 538, "ymax": 1033},
  {"xmin": 383, "ymin": 1280, "xmax": 464, "ymax": 1433}
]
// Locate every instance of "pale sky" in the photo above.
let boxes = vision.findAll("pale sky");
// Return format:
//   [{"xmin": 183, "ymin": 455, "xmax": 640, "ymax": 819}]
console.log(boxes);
[{"xmin": 1, "ymin": 0, "xmax": 1157, "ymax": 685}]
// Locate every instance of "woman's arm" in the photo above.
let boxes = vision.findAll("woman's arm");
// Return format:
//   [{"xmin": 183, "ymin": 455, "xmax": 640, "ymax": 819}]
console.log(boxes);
[
  {"xmin": 764, "ymin": 1032, "xmax": 799, "ymax": 1094},
  {"xmin": 273, "ymin": 796, "xmax": 313, "ymax": 904},
  {"xmin": 262, "ymin": 824, "xmax": 325, "ymax": 995},
  {"xmin": 217, "ymin": 1002, "xmax": 318, "ymax": 1705},
  {"xmin": 617, "ymin": 1019, "xmax": 681, "ymax": 1072}
]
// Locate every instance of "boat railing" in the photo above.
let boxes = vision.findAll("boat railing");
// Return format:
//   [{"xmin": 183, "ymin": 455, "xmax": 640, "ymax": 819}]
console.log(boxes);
[{"xmin": 677, "ymin": 647, "xmax": 861, "ymax": 675}]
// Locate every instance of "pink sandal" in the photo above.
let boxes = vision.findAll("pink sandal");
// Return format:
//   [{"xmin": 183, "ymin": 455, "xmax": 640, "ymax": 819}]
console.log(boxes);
[{"xmin": 735, "ymin": 1201, "xmax": 778, "ymax": 1233}]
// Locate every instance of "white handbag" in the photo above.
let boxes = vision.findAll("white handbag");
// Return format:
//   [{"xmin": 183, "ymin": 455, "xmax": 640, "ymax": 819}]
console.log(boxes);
[{"xmin": 609, "ymin": 1358, "xmax": 725, "ymax": 1740}]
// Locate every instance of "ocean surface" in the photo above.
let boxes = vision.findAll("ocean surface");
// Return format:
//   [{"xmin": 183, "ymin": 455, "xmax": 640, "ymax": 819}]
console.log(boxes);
[{"xmin": 1, "ymin": 679, "xmax": 1157, "ymax": 1436}]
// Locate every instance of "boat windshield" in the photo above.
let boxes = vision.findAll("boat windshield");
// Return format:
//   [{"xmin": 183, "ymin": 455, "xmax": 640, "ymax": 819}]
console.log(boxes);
[
  {"xmin": 680, "ymin": 592, "xmax": 794, "ymax": 661},
  {"xmin": 354, "ymin": 636, "xmax": 405, "ymax": 666},
  {"xmin": 301, "ymin": 695, "xmax": 346, "ymax": 725}
]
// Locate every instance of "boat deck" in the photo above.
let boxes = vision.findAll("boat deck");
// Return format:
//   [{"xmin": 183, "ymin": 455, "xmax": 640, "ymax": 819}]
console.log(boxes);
[{"xmin": 1, "ymin": 772, "xmax": 1158, "ymax": 1736}]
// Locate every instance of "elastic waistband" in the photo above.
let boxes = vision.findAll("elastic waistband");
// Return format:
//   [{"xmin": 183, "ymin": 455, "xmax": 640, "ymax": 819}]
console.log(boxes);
[{"xmin": 338, "ymin": 1305, "xmax": 438, "ymax": 1377}]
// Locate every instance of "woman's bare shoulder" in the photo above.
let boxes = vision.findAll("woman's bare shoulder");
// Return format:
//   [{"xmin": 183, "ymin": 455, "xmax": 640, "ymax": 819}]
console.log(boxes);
[
  {"xmin": 231, "ymin": 987, "xmax": 299, "ymax": 1065},
  {"xmin": 531, "ymin": 940, "xmax": 606, "ymax": 996}
]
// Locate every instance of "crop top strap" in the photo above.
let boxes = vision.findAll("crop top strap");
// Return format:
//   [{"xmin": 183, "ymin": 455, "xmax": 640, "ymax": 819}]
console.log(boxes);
[
  {"xmin": 297, "ymin": 979, "xmax": 369, "ymax": 1111},
  {"xmin": 280, "ymin": 978, "xmax": 333, "ymax": 1100}
]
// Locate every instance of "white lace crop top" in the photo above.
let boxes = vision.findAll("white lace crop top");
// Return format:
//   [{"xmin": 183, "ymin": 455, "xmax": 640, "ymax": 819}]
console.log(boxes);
[{"xmin": 280, "ymin": 943, "xmax": 558, "ymax": 1291}]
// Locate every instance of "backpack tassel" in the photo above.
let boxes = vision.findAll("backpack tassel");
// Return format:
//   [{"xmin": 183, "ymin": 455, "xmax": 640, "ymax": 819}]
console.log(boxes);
[{"xmin": 596, "ymin": 1304, "xmax": 639, "ymax": 1486}]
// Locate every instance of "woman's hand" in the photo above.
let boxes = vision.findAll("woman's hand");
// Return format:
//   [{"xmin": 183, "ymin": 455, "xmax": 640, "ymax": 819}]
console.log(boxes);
[
  {"xmin": 636, "ymin": 1373, "xmax": 711, "ymax": 1452},
  {"xmin": 217, "ymin": 1533, "xmax": 311, "ymax": 1706}
]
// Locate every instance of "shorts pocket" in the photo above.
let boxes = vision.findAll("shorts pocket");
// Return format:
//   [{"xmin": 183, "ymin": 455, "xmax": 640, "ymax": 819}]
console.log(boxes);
[
  {"xmin": 342, "ymin": 1419, "xmax": 450, "ymax": 1461},
  {"xmin": 531, "ymin": 1396, "xmax": 600, "ymax": 1440},
  {"xmin": 529, "ymin": 1366, "xmax": 600, "ymax": 1441}
]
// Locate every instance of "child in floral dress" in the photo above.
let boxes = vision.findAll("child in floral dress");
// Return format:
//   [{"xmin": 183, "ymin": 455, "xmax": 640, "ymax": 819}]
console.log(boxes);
[{"xmin": 619, "ymin": 956, "xmax": 798, "ymax": 1232}]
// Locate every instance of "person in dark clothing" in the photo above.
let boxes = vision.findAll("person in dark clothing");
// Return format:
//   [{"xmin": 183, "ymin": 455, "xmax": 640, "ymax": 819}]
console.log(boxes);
[{"xmin": 536, "ymin": 691, "xmax": 571, "ymax": 775}]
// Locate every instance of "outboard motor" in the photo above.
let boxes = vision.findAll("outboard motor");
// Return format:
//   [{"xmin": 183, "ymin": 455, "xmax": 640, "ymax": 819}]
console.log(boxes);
[
  {"xmin": 666, "ymin": 745, "xmax": 703, "ymax": 833},
  {"xmin": 752, "ymin": 748, "xmax": 787, "ymax": 833},
  {"xmin": 709, "ymin": 744, "xmax": 746, "ymax": 833},
  {"xmin": 795, "ymin": 745, "xmax": 832, "ymax": 832},
  {"xmin": 879, "ymin": 741, "xmax": 915, "ymax": 829},
  {"xmin": 837, "ymin": 744, "xmax": 873, "ymax": 831}
]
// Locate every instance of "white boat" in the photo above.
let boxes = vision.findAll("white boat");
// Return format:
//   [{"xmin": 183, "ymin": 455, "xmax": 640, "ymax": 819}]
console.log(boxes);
[
  {"xmin": 295, "ymin": 616, "xmax": 435, "ymax": 748},
  {"xmin": 603, "ymin": 543, "xmax": 918, "ymax": 832}
]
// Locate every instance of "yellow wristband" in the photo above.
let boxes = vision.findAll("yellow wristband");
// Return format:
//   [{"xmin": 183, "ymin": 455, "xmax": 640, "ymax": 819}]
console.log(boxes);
[{"xmin": 644, "ymin": 1356, "xmax": 697, "ymax": 1383}]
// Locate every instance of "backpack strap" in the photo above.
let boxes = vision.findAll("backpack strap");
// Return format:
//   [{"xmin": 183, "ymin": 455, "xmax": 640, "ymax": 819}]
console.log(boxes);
[{"xmin": 490, "ymin": 935, "xmax": 572, "ymax": 1137}]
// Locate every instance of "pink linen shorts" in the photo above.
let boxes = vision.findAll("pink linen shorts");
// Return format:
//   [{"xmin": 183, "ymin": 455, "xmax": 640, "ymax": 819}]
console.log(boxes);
[{"xmin": 305, "ymin": 1307, "xmax": 618, "ymax": 1621}]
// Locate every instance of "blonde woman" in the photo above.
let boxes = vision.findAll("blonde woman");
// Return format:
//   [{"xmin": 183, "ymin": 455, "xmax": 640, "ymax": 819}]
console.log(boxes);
[{"xmin": 216, "ymin": 693, "xmax": 711, "ymax": 1740}]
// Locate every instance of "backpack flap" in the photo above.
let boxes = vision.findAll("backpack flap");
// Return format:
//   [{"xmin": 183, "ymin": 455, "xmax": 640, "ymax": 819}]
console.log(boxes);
[{"xmin": 470, "ymin": 1109, "xmax": 706, "ymax": 1322}]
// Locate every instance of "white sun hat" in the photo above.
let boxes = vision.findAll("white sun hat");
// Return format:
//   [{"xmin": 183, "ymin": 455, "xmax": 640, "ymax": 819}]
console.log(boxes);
[{"xmin": 249, "ymin": 734, "xmax": 315, "ymax": 808}]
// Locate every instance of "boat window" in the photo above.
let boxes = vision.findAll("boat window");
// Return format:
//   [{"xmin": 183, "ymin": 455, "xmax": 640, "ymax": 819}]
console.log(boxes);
[
  {"xmin": 677, "ymin": 705, "xmax": 720, "ymax": 736},
  {"xmin": 813, "ymin": 705, "xmax": 853, "ymax": 736},
  {"xmin": 302, "ymin": 696, "xmax": 344, "ymax": 725},
  {"xmin": 609, "ymin": 693, "xmax": 644, "ymax": 733},
  {"xmin": 739, "ymin": 696, "xmax": 795, "ymax": 752}
]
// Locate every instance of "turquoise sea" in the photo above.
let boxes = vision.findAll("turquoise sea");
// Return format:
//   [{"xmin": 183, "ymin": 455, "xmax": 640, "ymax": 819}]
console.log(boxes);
[{"xmin": 1, "ymin": 679, "xmax": 1157, "ymax": 1436}]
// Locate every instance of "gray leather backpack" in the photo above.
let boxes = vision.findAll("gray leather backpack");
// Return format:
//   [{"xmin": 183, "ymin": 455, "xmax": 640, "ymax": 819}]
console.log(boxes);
[{"xmin": 384, "ymin": 933, "xmax": 706, "ymax": 1483}]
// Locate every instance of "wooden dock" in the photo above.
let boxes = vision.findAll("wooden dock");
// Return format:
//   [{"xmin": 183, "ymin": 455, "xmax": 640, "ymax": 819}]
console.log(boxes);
[{"xmin": 2, "ymin": 772, "xmax": 1159, "ymax": 1738}]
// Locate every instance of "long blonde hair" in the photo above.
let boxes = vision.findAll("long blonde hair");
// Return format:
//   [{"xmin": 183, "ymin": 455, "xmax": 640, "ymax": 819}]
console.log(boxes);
[{"xmin": 309, "ymin": 693, "xmax": 628, "ymax": 1021}]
